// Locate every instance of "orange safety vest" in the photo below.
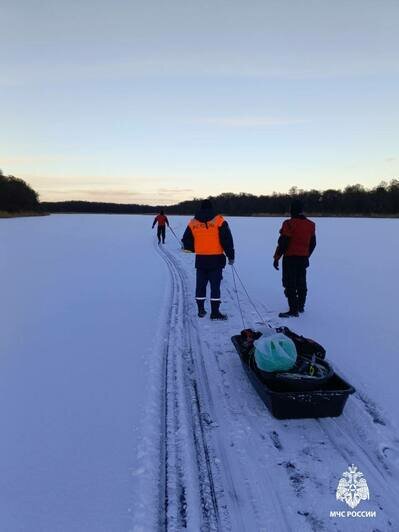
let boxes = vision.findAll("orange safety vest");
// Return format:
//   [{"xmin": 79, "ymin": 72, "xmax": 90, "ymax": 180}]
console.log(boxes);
[{"xmin": 188, "ymin": 215, "xmax": 225, "ymax": 255}]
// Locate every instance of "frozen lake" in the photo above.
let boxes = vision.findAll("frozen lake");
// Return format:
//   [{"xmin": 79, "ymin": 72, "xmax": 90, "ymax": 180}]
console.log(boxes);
[
  {"xmin": 0, "ymin": 215, "xmax": 167, "ymax": 531},
  {"xmin": 1, "ymin": 214, "xmax": 398, "ymax": 531}
]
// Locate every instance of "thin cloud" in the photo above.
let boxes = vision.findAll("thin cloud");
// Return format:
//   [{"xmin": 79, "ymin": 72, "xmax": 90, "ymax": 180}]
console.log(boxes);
[
  {"xmin": 61, "ymin": 188, "xmax": 140, "ymax": 197},
  {"xmin": 198, "ymin": 116, "xmax": 306, "ymax": 127},
  {"xmin": 0, "ymin": 154, "xmax": 72, "ymax": 165},
  {"xmin": 19, "ymin": 174, "xmax": 168, "ymax": 188},
  {"xmin": 3, "ymin": 49, "xmax": 399, "ymax": 87},
  {"xmin": 157, "ymin": 188, "xmax": 193, "ymax": 194},
  {"xmin": 39, "ymin": 186, "xmax": 194, "ymax": 205},
  {"xmin": 40, "ymin": 188, "xmax": 140, "ymax": 200}
]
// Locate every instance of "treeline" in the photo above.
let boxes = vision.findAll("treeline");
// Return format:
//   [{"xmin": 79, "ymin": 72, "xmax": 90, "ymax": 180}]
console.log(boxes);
[
  {"xmin": 1, "ymin": 170, "xmax": 399, "ymax": 216},
  {"xmin": 43, "ymin": 180, "xmax": 399, "ymax": 216},
  {"xmin": 0, "ymin": 170, "xmax": 40, "ymax": 213},
  {"xmin": 175, "ymin": 181, "xmax": 399, "ymax": 216},
  {"xmin": 41, "ymin": 200, "xmax": 157, "ymax": 215}
]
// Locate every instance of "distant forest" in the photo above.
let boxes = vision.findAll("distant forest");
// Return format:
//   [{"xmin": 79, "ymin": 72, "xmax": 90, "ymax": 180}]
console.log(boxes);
[
  {"xmin": 43, "ymin": 180, "xmax": 399, "ymax": 217},
  {"xmin": 1, "ymin": 168, "xmax": 399, "ymax": 217},
  {"xmin": 0, "ymin": 170, "xmax": 40, "ymax": 213}
]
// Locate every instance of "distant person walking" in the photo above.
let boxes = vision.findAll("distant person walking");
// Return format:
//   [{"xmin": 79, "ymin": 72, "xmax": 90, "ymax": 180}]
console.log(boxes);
[
  {"xmin": 182, "ymin": 199, "xmax": 235, "ymax": 320},
  {"xmin": 152, "ymin": 210, "xmax": 169, "ymax": 244},
  {"xmin": 273, "ymin": 200, "xmax": 316, "ymax": 318}
]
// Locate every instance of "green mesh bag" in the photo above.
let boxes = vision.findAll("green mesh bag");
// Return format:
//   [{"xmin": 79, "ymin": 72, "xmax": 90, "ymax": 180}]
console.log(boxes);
[{"xmin": 254, "ymin": 332, "xmax": 297, "ymax": 372}]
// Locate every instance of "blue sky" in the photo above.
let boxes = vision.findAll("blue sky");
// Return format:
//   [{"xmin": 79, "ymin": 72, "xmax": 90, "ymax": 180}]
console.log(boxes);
[{"xmin": 1, "ymin": 0, "xmax": 398, "ymax": 204}]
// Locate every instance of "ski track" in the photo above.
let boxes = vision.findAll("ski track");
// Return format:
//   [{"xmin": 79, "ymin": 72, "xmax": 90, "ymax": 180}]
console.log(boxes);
[
  {"xmin": 156, "ymin": 243, "xmax": 227, "ymax": 531},
  {"xmin": 154, "ymin": 240, "xmax": 399, "ymax": 532}
]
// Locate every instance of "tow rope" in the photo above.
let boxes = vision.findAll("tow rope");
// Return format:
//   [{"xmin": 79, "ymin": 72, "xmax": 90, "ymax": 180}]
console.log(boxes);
[
  {"xmin": 231, "ymin": 264, "xmax": 246, "ymax": 329},
  {"xmin": 231, "ymin": 264, "xmax": 271, "ymax": 329},
  {"xmin": 168, "ymin": 226, "xmax": 183, "ymax": 247}
]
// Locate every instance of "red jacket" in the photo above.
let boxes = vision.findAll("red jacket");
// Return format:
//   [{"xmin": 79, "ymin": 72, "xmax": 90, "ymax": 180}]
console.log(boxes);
[
  {"xmin": 152, "ymin": 214, "xmax": 169, "ymax": 227},
  {"xmin": 274, "ymin": 216, "xmax": 316, "ymax": 260}
]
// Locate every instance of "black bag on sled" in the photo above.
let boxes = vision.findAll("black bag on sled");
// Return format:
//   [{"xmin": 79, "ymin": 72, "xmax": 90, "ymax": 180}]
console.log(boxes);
[{"xmin": 275, "ymin": 326, "xmax": 326, "ymax": 360}]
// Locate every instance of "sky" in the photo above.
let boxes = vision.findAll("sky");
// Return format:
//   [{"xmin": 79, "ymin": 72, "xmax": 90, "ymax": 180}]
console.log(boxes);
[{"xmin": 1, "ymin": 0, "xmax": 398, "ymax": 205}]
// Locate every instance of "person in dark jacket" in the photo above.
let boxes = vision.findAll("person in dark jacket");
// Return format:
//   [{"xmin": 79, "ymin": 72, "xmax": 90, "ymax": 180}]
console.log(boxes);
[
  {"xmin": 152, "ymin": 210, "xmax": 169, "ymax": 244},
  {"xmin": 182, "ymin": 199, "xmax": 235, "ymax": 320},
  {"xmin": 273, "ymin": 199, "xmax": 316, "ymax": 318}
]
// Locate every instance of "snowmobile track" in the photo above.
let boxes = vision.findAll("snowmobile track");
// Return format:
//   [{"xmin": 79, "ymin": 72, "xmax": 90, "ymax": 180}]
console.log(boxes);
[{"xmin": 156, "ymin": 243, "xmax": 227, "ymax": 531}]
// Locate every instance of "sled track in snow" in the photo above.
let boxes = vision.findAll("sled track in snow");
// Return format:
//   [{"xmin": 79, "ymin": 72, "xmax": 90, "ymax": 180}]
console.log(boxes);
[
  {"xmin": 154, "ymin": 242, "xmax": 399, "ymax": 531},
  {"xmin": 156, "ymin": 243, "xmax": 227, "ymax": 531},
  {"xmin": 155, "ymin": 243, "xmax": 295, "ymax": 531}
]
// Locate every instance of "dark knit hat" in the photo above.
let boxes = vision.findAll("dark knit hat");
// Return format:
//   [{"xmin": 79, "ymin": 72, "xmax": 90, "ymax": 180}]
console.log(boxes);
[
  {"xmin": 290, "ymin": 199, "xmax": 304, "ymax": 216},
  {"xmin": 200, "ymin": 199, "xmax": 213, "ymax": 210}
]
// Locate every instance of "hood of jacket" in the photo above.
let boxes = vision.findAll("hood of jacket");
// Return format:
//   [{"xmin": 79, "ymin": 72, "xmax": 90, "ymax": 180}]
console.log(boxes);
[{"xmin": 194, "ymin": 207, "xmax": 217, "ymax": 223}]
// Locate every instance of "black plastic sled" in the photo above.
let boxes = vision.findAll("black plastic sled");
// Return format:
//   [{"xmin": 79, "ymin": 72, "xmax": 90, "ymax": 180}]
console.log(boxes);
[{"xmin": 231, "ymin": 331, "xmax": 355, "ymax": 420}]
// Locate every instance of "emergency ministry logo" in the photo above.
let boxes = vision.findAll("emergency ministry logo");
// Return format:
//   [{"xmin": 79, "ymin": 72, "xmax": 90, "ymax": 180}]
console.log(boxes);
[{"xmin": 336, "ymin": 465, "xmax": 370, "ymax": 509}]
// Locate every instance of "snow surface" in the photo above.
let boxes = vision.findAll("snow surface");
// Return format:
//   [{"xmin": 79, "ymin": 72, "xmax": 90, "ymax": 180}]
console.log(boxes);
[
  {"xmin": 134, "ymin": 215, "xmax": 399, "ymax": 532},
  {"xmin": 0, "ymin": 215, "xmax": 167, "ymax": 531},
  {"xmin": 1, "ymin": 214, "xmax": 399, "ymax": 531}
]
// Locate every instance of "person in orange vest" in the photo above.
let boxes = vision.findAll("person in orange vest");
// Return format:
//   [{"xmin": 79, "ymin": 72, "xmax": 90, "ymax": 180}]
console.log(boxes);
[
  {"xmin": 273, "ymin": 199, "xmax": 316, "ymax": 318},
  {"xmin": 152, "ymin": 210, "xmax": 169, "ymax": 244},
  {"xmin": 182, "ymin": 199, "xmax": 235, "ymax": 320}
]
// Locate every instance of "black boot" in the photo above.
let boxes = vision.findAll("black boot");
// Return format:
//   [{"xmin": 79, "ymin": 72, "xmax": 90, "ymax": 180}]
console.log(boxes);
[
  {"xmin": 279, "ymin": 290, "xmax": 299, "ymax": 318},
  {"xmin": 297, "ymin": 288, "xmax": 307, "ymax": 313},
  {"xmin": 210, "ymin": 300, "xmax": 227, "ymax": 320},
  {"xmin": 279, "ymin": 309, "xmax": 299, "ymax": 318},
  {"xmin": 196, "ymin": 299, "xmax": 207, "ymax": 318}
]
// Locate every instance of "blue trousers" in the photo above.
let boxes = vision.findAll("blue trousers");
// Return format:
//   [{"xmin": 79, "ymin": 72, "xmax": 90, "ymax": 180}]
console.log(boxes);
[{"xmin": 195, "ymin": 268, "xmax": 223, "ymax": 301}]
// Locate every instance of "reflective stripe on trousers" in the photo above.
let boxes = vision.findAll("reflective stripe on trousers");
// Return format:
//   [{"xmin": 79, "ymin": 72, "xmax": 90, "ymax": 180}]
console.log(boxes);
[{"xmin": 195, "ymin": 268, "xmax": 223, "ymax": 300}]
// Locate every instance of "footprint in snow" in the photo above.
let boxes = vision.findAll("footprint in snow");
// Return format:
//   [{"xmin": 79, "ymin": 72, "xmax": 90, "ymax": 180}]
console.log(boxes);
[
  {"xmin": 301, "ymin": 446, "xmax": 322, "ymax": 463},
  {"xmin": 357, "ymin": 393, "xmax": 386, "ymax": 426},
  {"xmin": 381, "ymin": 444, "xmax": 399, "ymax": 469},
  {"xmin": 201, "ymin": 412, "xmax": 218, "ymax": 428},
  {"xmin": 269, "ymin": 430, "xmax": 283, "ymax": 450},
  {"xmin": 297, "ymin": 510, "xmax": 324, "ymax": 531},
  {"xmin": 279, "ymin": 461, "xmax": 307, "ymax": 497}
]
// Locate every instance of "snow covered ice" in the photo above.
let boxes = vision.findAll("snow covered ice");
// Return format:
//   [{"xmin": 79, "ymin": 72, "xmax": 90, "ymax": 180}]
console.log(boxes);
[{"xmin": 1, "ymin": 214, "xmax": 399, "ymax": 531}]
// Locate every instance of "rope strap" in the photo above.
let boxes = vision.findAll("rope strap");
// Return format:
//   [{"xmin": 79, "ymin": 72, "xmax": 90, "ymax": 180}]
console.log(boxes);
[
  {"xmin": 231, "ymin": 265, "xmax": 246, "ymax": 329},
  {"xmin": 231, "ymin": 265, "xmax": 271, "ymax": 328}
]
